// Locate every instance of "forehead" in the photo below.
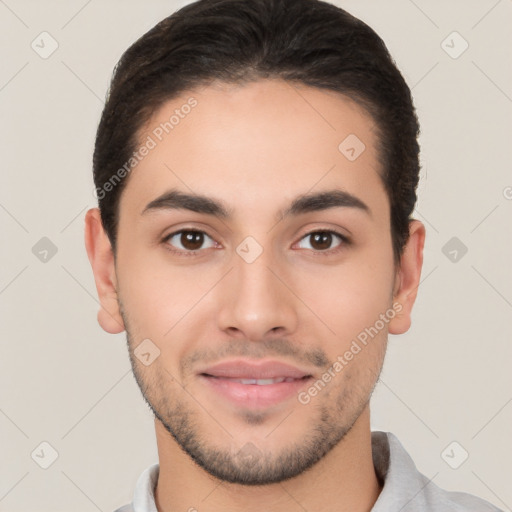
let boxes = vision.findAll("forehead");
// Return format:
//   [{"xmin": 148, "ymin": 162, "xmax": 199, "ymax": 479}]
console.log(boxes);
[{"xmin": 120, "ymin": 79, "xmax": 388, "ymax": 222}]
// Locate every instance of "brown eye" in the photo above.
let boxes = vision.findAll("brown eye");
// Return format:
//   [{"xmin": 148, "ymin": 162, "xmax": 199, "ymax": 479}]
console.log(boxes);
[
  {"xmin": 164, "ymin": 230, "xmax": 216, "ymax": 253},
  {"xmin": 181, "ymin": 231, "xmax": 204, "ymax": 250},
  {"xmin": 310, "ymin": 232, "xmax": 333, "ymax": 250},
  {"xmin": 296, "ymin": 230, "xmax": 346, "ymax": 252}
]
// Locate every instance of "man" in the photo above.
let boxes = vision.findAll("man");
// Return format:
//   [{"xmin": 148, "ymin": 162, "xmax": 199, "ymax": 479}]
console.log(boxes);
[{"xmin": 84, "ymin": 0, "xmax": 503, "ymax": 510}]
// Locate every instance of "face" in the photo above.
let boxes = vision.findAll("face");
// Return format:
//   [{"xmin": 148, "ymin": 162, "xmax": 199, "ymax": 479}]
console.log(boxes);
[{"xmin": 88, "ymin": 78, "xmax": 421, "ymax": 485}]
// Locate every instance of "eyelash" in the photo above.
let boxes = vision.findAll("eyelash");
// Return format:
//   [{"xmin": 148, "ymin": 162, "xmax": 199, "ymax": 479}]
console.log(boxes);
[{"xmin": 161, "ymin": 228, "xmax": 350, "ymax": 257}]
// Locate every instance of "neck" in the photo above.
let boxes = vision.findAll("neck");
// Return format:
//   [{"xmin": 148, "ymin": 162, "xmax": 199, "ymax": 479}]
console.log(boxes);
[{"xmin": 154, "ymin": 406, "xmax": 382, "ymax": 512}]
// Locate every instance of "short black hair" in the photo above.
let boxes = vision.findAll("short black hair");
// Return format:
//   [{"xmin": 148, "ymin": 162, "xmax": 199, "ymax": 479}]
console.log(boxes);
[{"xmin": 93, "ymin": 0, "xmax": 420, "ymax": 265}]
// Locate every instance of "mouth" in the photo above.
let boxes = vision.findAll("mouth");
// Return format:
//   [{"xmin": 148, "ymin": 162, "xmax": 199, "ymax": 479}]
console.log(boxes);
[
  {"xmin": 197, "ymin": 359, "xmax": 315, "ymax": 408},
  {"xmin": 200, "ymin": 374, "xmax": 311, "ymax": 385},
  {"xmin": 199, "ymin": 374, "xmax": 313, "ymax": 409}
]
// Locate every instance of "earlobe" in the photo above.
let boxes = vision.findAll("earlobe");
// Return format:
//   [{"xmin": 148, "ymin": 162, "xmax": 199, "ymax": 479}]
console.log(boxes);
[
  {"xmin": 388, "ymin": 220, "xmax": 426, "ymax": 335},
  {"xmin": 84, "ymin": 208, "xmax": 125, "ymax": 334}
]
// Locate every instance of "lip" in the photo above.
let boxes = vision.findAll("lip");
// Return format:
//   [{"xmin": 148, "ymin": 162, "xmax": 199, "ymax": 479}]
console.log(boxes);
[
  {"xmin": 197, "ymin": 359, "xmax": 314, "ymax": 409},
  {"xmin": 198, "ymin": 359, "xmax": 313, "ymax": 379}
]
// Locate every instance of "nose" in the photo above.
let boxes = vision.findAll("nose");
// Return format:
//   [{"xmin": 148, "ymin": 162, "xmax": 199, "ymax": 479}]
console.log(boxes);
[{"xmin": 216, "ymin": 246, "xmax": 299, "ymax": 342}]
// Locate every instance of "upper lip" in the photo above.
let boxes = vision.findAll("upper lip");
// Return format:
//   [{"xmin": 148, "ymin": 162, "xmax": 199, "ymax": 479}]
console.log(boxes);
[{"xmin": 199, "ymin": 359, "xmax": 313, "ymax": 379}]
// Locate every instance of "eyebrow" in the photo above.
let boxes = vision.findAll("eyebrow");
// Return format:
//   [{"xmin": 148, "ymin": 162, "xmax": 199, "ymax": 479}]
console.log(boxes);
[{"xmin": 141, "ymin": 188, "xmax": 371, "ymax": 220}]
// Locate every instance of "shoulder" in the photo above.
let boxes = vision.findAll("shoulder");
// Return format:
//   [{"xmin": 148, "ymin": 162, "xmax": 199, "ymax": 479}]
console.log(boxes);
[
  {"xmin": 417, "ymin": 475, "xmax": 503, "ymax": 511},
  {"xmin": 411, "ymin": 474, "xmax": 504, "ymax": 511},
  {"xmin": 113, "ymin": 505, "xmax": 134, "ymax": 512},
  {"xmin": 371, "ymin": 431, "xmax": 504, "ymax": 512},
  {"xmin": 112, "ymin": 462, "xmax": 160, "ymax": 512}
]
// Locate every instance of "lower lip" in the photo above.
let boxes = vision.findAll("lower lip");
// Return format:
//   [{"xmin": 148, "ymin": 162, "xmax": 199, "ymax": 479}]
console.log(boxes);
[{"xmin": 199, "ymin": 375, "xmax": 313, "ymax": 409}]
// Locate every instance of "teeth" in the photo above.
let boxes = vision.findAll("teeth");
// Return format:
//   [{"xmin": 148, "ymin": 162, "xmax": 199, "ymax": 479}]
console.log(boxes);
[
  {"xmin": 229, "ymin": 377, "xmax": 292, "ymax": 385},
  {"xmin": 205, "ymin": 375, "xmax": 307, "ymax": 384}
]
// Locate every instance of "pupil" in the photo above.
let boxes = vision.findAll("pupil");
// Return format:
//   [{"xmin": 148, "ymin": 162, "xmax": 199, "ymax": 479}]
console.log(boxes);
[
  {"xmin": 182, "ymin": 231, "xmax": 203, "ymax": 250},
  {"xmin": 312, "ymin": 232, "xmax": 331, "ymax": 250}
]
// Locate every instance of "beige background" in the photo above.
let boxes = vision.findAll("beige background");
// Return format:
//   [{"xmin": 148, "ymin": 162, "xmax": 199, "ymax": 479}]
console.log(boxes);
[{"xmin": 1, "ymin": 0, "xmax": 511, "ymax": 510}]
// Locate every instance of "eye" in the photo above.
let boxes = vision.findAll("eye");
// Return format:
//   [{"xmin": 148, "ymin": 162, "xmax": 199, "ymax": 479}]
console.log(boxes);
[
  {"xmin": 162, "ymin": 229, "xmax": 217, "ymax": 254},
  {"xmin": 295, "ymin": 230, "xmax": 348, "ymax": 253},
  {"xmin": 161, "ymin": 228, "xmax": 349, "ymax": 257}
]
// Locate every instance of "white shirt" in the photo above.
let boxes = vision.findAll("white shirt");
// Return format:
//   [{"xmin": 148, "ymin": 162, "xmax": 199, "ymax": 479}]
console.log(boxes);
[{"xmin": 114, "ymin": 431, "xmax": 503, "ymax": 512}]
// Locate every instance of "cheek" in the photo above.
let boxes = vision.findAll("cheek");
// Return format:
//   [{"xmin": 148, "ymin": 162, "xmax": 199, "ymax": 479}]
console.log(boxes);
[
  {"xmin": 292, "ymin": 254, "xmax": 394, "ymax": 343},
  {"xmin": 116, "ymin": 247, "xmax": 219, "ymax": 338}
]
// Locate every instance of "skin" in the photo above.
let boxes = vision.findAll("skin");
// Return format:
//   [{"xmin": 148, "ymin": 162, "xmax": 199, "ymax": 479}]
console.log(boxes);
[{"xmin": 85, "ymin": 78, "xmax": 425, "ymax": 512}]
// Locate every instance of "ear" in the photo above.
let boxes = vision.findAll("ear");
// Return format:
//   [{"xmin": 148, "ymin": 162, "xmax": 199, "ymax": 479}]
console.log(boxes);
[
  {"xmin": 388, "ymin": 220, "xmax": 426, "ymax": 335},
  {"xmin": 84, "ymin": 208, "xmax": 125, "ymax": 334}
]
